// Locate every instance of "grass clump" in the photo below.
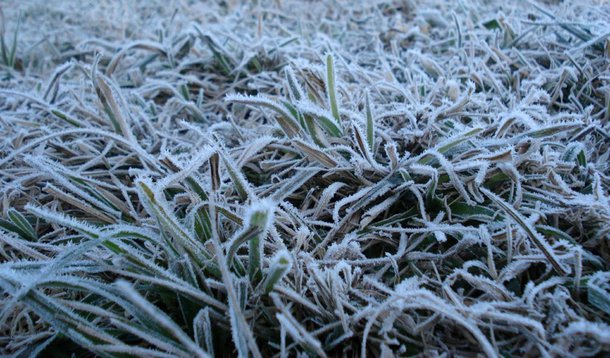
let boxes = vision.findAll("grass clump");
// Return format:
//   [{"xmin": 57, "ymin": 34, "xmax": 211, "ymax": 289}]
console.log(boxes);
[{"xmin": 0, "ymin": 0, "xmax": 609, "ymax": 356}]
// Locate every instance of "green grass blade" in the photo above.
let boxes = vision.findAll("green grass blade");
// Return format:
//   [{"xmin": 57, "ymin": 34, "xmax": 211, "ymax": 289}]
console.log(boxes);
[{"xmin": 326, "ymin": 54, "xmax": 341, "ymax": 126}]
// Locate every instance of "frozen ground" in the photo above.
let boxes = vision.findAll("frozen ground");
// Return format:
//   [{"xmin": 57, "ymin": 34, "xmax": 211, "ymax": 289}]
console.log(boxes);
[{"xmin": 0, "ymin": 0, "xmax": 609, "ymax": 356}]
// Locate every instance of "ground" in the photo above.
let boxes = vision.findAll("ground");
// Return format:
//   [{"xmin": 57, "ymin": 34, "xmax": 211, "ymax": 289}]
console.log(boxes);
[{"xmin": 0, "ymin": 0, "xmax": 609, "ymax": 357}]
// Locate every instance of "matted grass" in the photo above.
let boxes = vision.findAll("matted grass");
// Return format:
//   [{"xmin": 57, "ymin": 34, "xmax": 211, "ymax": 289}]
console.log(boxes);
[{"xmin": 0, "ymin": 0, "xmax": 609, "ymax": 356}]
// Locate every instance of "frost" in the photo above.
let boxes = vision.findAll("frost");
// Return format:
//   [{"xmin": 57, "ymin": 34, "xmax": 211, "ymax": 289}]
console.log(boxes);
[{"xmin": 0, "ymin": 0, "xmax": 609, "ymax": 356}]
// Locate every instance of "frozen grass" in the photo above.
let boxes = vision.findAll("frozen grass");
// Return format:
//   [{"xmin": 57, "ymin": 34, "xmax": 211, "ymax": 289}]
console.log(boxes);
[{"xmin": 0, "ymin": 0, "xmax": 609, "ymax": 356}]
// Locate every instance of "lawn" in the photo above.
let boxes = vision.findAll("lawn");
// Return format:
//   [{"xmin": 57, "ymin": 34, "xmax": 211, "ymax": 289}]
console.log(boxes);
[{"xmin": 0, "ymin": 0, "xmax": 609, "ymax": 356}]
